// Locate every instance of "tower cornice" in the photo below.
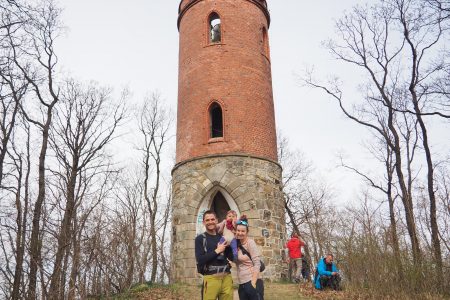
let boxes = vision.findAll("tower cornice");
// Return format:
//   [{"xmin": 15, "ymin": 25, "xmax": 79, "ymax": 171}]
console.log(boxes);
[
  {"xmin": 177, "ymin": 0, "xmax": 270, "ymax": 30},
  {"xmin": 171, "ymin": 153, "xmax": 282, "ymax": 175}
]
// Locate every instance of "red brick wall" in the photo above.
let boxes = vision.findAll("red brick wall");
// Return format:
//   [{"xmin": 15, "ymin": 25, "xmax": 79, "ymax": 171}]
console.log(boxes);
[{"xmin": 176, "ymin": 0, "xmax": 278, "ymax": 163}]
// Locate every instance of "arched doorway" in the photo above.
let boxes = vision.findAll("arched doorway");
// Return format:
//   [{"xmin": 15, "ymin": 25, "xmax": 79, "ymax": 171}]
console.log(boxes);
[
  {"xmin": 196, "ymin": 187, "xmax": 240, "ymax": 234},
  {"xmin": 211, "ymin": 191, "xmax": 230, "ymax": 222}
]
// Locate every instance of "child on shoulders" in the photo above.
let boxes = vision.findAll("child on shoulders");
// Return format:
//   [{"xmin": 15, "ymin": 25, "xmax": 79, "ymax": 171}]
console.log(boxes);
[{"xmin": 217, "ymin": 210, "xmax": 238, "ymax": 262}]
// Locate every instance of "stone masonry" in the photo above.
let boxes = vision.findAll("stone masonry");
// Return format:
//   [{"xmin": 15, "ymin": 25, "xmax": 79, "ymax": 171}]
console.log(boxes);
[{"xmin": 171, "ymin": 154, "xmax": 286, "ymax": 283}]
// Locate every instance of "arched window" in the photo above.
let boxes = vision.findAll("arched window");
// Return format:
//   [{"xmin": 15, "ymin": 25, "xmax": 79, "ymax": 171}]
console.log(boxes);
[
  {"xmin": 262, "ymin": 27, "xmax": 270, "ymax": 58},
  {"xmin": 209, "ymin": 12, "xmax": 221, "ymax": 43},
  {"xmin": 209, "ymin": 102, "xmax": 223, "ymax": 138}
]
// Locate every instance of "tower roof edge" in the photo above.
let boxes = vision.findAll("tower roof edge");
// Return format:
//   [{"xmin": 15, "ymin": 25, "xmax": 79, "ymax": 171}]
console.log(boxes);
[{"xmin": 177, "ymin": 0, "xmax": 270, "ymax": 30}]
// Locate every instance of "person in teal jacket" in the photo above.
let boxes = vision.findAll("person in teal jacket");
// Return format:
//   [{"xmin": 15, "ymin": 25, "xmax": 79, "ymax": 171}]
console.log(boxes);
[{"xmin": 314, "ymin": 254, "xmax": 341, "ymax": 290}]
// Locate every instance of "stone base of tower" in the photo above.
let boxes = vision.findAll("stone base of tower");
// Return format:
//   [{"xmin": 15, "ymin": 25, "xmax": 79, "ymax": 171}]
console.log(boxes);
[{"xmin": 170, "ymin": 154, "xmax": 286, "ymax": 284}]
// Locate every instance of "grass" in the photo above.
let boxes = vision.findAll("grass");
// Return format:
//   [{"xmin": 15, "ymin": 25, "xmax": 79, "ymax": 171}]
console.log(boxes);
[
  {"xmin": 99, "ymin": 281, "xmax": 450, "ymax": 299},
  {"xmin": 265, "ymin": 281, "xmax": 313, "ymax": 300},
  {"xmin": 106, "ymin": 281, "xmax": 315, "ymax": 299}
]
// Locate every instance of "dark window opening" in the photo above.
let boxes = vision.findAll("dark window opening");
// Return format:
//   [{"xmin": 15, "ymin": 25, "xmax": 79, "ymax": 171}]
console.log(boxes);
[
  {"xmin": 210, "ymin": 103, "xmax": 223, "ymax": 138},
  {"xmin": 210, "ymin": 191, "xmax": 230, "ymax": 223},
  {"xmin": 209, "ymin": 13, "xmax": 221, "ymax": 43}
]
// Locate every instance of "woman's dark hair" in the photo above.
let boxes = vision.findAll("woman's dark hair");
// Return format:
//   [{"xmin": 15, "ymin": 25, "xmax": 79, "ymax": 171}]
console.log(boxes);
[{"xmin": 236, "ymin": 214, "xmax": 249, "ymax": 231}]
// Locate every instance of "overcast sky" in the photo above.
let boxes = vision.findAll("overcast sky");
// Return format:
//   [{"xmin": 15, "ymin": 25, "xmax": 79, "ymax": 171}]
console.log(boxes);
[{"xmin": 55, "ymin": 0, "xmax": 450, "ymax": 205}]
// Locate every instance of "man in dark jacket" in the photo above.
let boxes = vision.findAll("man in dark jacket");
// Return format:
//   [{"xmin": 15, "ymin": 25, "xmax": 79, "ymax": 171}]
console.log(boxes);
[
  {"xmin": 195, "ymin": 210, "xmax": 233, "ymax": 300},
  {"xmin": 314, "ymin": 254, "xmax": 341, "ymax": 291}
]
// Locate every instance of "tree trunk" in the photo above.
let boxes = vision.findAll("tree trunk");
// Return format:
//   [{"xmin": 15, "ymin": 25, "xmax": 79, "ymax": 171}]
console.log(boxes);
[
  {"xmin": 27, "ymin": 115, "xmax": 52, "ymax": 300},
  {"xmin": 159, "ymin": 198, "xmax": 172, "ymax": 282},
  {"xmin": 386, "ymin": 105, "xmax": 421, "ymax": 265},
  {"xmin": 385, "ymin": 145, "xmax": 402, "ymax": 277},
  {"xmin": 126, "ymin": 217, "xmax": 136, "ymax": 288},
  {"xmin": 150, "ymin": 162, "xmax": 160, "ymax": 283},
  {"xmin": 12, "ymin": 155, "xmax": 23, "ymax": 300},
  {"xmin": 68, "ymin": 216, "xmax": 81, "ymax": 300},
  {"xmin": 49, "ymin": 165, "xmax": 78, "ymax": 299},
  {"xmin": 0, "ymin": 78, "xmax": 21, "ymax": 187},
  {"xmin": 399, "ymin": 0, "xmax": 441, "ymax": 277},
  {"xmin": 412, "ymin": 95, "xmax": 443, "ymax": 286}
]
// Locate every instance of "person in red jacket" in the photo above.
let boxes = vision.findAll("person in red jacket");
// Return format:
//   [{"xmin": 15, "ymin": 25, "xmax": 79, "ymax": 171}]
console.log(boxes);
[{"xmin": 285, "ymin": 232, "xmax": 305, "ymax": 283}]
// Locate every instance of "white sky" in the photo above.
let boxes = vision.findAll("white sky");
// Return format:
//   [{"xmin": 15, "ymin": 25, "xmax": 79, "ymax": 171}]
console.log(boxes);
[{"xmin": 56, "ymin": 0, "xmax": 450, "ymax": 205}]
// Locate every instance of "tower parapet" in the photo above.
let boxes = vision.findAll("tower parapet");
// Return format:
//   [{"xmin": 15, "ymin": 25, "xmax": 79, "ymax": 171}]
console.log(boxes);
[{"xmin": 178, "ymin": 0, "xmax": 270, "ymax": 29}]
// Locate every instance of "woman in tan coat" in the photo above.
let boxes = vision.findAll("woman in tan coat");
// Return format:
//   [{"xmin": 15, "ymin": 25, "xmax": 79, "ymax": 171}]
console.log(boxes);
[{"xmin": 234, "ymin": 216, "xmax": 264, "ymax": 300}]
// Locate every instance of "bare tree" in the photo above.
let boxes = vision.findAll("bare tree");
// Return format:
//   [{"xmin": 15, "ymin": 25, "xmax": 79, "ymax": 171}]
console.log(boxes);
[
  {"xmin": 9, "ymin": 119, "xmax": 32, "ymax": 300},
  {"xmin": 157, "ymin": 188, "xmax": 172, "ymax": 283},
  {"xmin": 137, "ymin": 93, "xmax": 172, "ymax": 283},
  {"xmin": 0, "ymin": 0, "xmax": 28, "ymax": 188},
  {"xmin": 277, "ymin": 132, "xmax": 336, "ymax": 276},
  {"xmin": 65, "ymin": 165, "xmax": 117, "ymax": 299},
  {"xmin": 302, "ymin": 2, "xmax": 427, "ymax": 266},
  {"xmin": 277, "ymin": 132, "xmax": 313, "ymax": 236},
  {"xmin": 302, "ymin": 0, "xmax": 450, "ymax": 288},
  {"xmin": 426, "ymin": 0, "xmax": 450, "ymax": 20},
  {"xmin": 2, "ymin": 1, "xmax": 176, "ymax": 297},
  {"xmin": 111, "ymin": 171, "xmax": 148, "ymax": 290},
  {"xmin": 338, "ymin": 133, "xmax": 403, "ymax": 276},
  {"xmin": 47, "ymin": 79, "xmax": 125, "ymax": 299},
  {"xmin": 435, "ymin": 165, "xmax": 450, "ymax": 256},
  {"xmin": 394, "ymin": 0, "xmax": 446, "ymax": 280},
  {"xmin": 0, "ymin": 0, "xmax": 26, "ymax": 32},
  {"xmin": 2, "ymin": 1, "xmax": 64, "ymax": 297}
]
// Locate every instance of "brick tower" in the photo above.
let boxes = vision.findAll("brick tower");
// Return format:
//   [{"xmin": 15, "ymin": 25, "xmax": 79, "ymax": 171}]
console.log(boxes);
[{"xmin": 171, "ymin": 0, "xmax": 286, "ymax": 283}]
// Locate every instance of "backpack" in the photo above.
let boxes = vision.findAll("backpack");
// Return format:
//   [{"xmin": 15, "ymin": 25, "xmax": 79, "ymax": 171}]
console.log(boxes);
[
  {"xmin": 238, "ymin": 243, "xmax": 266, "ymax": 272},
  {"xmin": 196, "ymin": 233, "xmax": 207, "ymax": 274}
]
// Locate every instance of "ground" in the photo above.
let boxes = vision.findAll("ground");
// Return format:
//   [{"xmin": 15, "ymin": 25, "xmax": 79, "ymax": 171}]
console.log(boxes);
[
  {"xmin": 104, "ymin": 281, "xmax": 449, "ymax": 300},
  {"xmin": 111, "ymin": 281, "xmax": 357, "ymax": 300}
]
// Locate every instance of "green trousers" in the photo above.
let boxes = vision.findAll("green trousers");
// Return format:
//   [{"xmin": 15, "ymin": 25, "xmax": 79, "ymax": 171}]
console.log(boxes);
[{"xmin": 202, "ymin": 273, "xmax": 233, "ymax": 300}]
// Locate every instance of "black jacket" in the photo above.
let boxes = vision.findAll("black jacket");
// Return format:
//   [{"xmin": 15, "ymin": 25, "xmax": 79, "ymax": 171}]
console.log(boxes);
[{"xmin": 195, "ymin": 232, "xmax": 233, "ymax": 267}]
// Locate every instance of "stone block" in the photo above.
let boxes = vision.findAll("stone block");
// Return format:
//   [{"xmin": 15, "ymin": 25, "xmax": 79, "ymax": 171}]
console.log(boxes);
[
  {"xmin": 245, "ymin": 211, "xmax": 259, "ymax": 220},
  {"xmin": 251, "ymin": 219, "xmax": 266, "ymax": 228},
  {"xmin": 235, "ymin": 191, "xmax": 253, "ymax": 204},
  {"xmin": 238, "ymin": 201, "xmax": 250, "ymax": 212},
  {"xmin": 202, "ymin": 177, "xmax": 212, "ymax": 189},
  {"xmin": 184, "ymin": 267, "xmax": 197, "ymax": 279},
  {"xmin": 265, "ymin": 221, "xmax": 277, "ymax": 230},
  {"xmin": 262, "ymin": 209, "xmax": 271, "ymax": 221},
  {"xmin": 254, "ymin": 237, "xmax": 265, "ymax": 246},
  {"xmin": 255, "ymin": 199, "xmax": 266, "ymax": 209},
  {"xmin": 205, "ymin": 164, "xmax": 227, "ymax": 182},
  {"xmin": 227, "ymin": 180, "xmax": 244, "ymax": 194}
]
